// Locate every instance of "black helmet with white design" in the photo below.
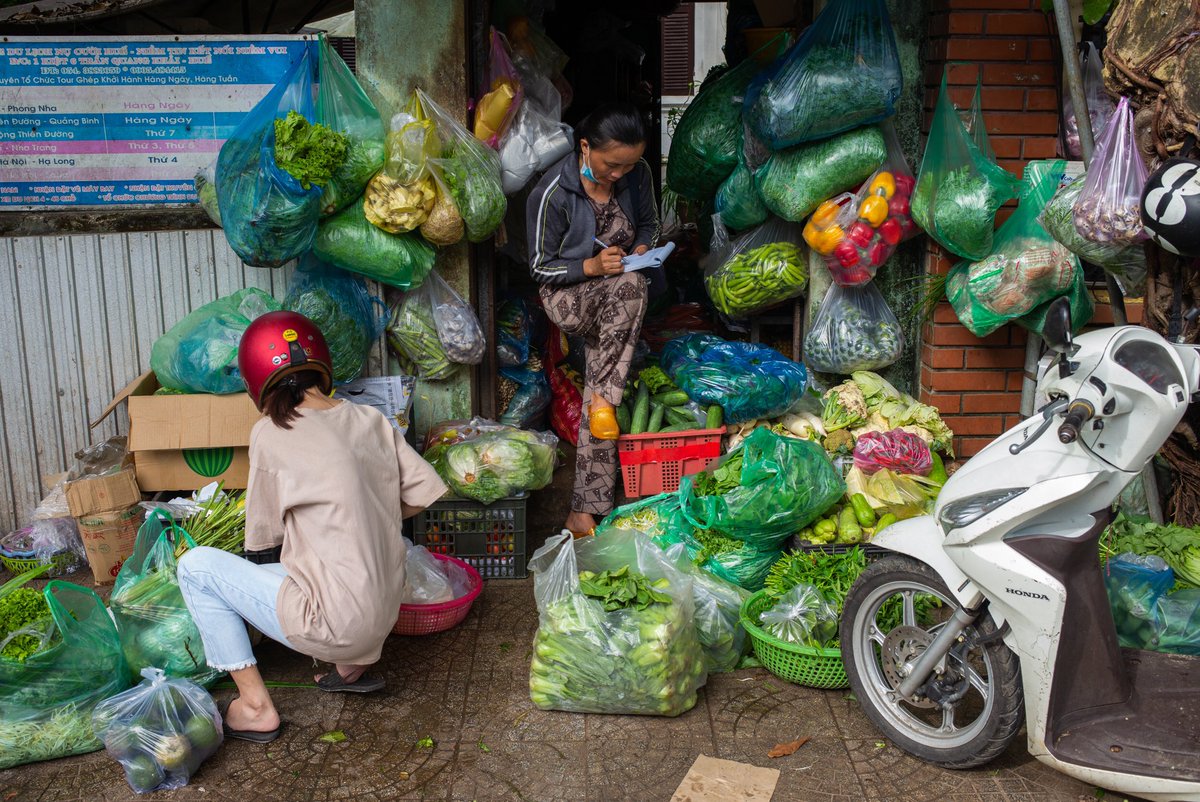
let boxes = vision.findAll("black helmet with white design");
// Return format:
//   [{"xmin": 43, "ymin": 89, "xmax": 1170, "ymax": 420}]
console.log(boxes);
[{"xmin": 1141, "ymin": 137, "xmax": 1200, "ymax": 258}]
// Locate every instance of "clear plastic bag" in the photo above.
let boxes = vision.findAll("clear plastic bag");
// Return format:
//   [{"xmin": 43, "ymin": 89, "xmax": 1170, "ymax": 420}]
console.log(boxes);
[
  {"xmin": 759, "ymin": 583, "xmax": 839, "ymax": 648},
  {"xmin": 804, "ymin": 123, "xmax": 919, "ymax": 286},
  {"xmin": 429, "ymin": 271, "xmax": 486, "ymax": 364},
  {"xmin": 475, "ymin": 30, "xmax": 525, "ymax": 149},
  {"xmin": 527, "ymin": 530, "xmax": 706, "ymax": 716},
  {"xmin": 704, "ymin": 217, "xmax": 808, "ymax": 317},
  {"xmin": 283, "ymin": 255, "xmax": 385, "ymax": 385},
  {"xmin": 315, "ymin": 37, "xmax": 387, "ymax": 217},
  {"xmin": 386, "ymin": 271, "xmax": 483, "ymax": 381},
  {"xmin": 667, "ymin": 337, "xmax": 809, "ymax": 424},
  {"xmin": 150, "ymin": 288, "xmax": 281, "ymax": 394},
  {"xmin": 853, "ymin": 429, "xmax": 933, "ymax": 476},
  {"xmin": 500, "ymin": 100, "xmax": 571, "ymax": 195},
  {"xmin": 499, "ymin": 366, "xmax": 551, "ymax": 430},
  {"xmin": 1063, "ymin": 43, "xmax": 1115, "ymax": 160},
  {"xmin": 1072, "ymin": 96, "xmax": 1150, "ymax": 247},
  {"xmin": 911, "ymin": 70, "xmax": 1021, "ymax": 260},
  {"xmin": 756, "ymin": 126, "xmax": 888, "ymax": 223},
  {"xmin": 659, "ymin": 541, "xmax": 750, "ymax": 673},
  {"xmin": 0, "ymin": 580, "xmax": 129, "ymax": 770},
  {"xmin": 497, "ymin": 299, "xmax": 533, "ymax": 367},
  {"xmin": 216, "ymin": 44, "xmax": 323, "ymax": 267},
  {"xmin": 0, "ymin": 518, "xmax": 85, "ymax": 571},
  {"xmin": 402, "ymin": 539, "xmax": 454, "ymax": 604},
  {"xmin": 385, "ymin": 94, "xmax": 440, "ymax": 185},
  {"xmin": 314, "ymin": 200, "xmax": 436, "ymax": 290},
  {"xmin": 92, "ymin": 667, "xmax": 222, "ymax": 794},
  {"xmin": 744, "ymin": 0, "xmax": 901, "ymax": 149},
  {"xmin": 1040, "ymin": 174, "xmax": 1147, "ymax": 295},
  {"xmin": 110, "ymin": 512, "xmax": 220, "ymax": 687},
  {"xmin": 420, "ymin": 172, "xmax": 467, "ymax": 246},
  {"xmin": 714, "ymin": 149, "xmax": 769, "ymax": 231},
  {"xmin": 947, "ymin": 160, "xmax": 1091, "ymax": 337},
  {"xmin": 427, "ymin": 427, "xmax": 558, "ymax": 504},
  {"xmin": 804, "ymin": 282, "xmax": 904, "ymax": 374}
]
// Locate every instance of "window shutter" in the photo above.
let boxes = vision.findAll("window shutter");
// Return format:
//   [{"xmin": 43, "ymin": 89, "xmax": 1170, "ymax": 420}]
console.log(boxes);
[
  {"xmin": 330, "ymin": 36, "xmax": 356, "ymax": 74},
  {"xmin": 661, "ymin": 3, "xmax": 695, "ymax": 95}
]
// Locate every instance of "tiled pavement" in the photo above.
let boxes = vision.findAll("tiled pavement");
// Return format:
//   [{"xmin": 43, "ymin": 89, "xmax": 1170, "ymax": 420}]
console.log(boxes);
[{"xmin": 0, "ymin": 579, "xmax": 1118, "ymax": 802}]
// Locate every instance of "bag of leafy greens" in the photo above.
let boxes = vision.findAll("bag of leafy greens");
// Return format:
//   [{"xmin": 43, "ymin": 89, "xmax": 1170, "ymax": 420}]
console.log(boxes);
[
  {"xmin": 804, "ymin": 282, "xmax": 904, "ymax": 374},
  {"xmin": 216, "ymin": 43, "xmax": 331, "ymax": 267},
  {"xmin": 1040, "ymin": 174, "xmax": 1147, "ymax": 296},
  {"xmin": 528, "ymin": 530, "xmax": 707, "ymax": 716},
  {"xmin": 386, "ymin": 270, "xmax": 484, "ymax": 381},
  {"xmin": 658, "ymin": 541, "xmax": 750, "ymax": 672},
  {"xmin": 911, "ymin": 69, "xmax": 1021, "ymax": 260},
  {"xmin": 427, "ymin": 426, "xmax": 558, "ymax": 504},
  {"xmin": 314, "ymin": 200, "xmax": 436, "ymax": 290},
  {"xmin": 666, "ymin": 337, "xmax": 809, "ymax": 424},
  {"xmin": 193, "ymin": 157, "xmax": 221, "ymax": 226},
  {"xmin": 714, "ymin": 146, "xmax": 769, "ymax": 231},
  {"xmin": 284, "ymin": 255, "xmax": 385, "ymax": 384},
  {"xmin": 679, "ymin": 428, "xmax": 845, "ymax": 550},
  {"xmin": 0, "ymin": 574, "xmax": 129, "ymax": 770},
  {"xmin": 756, "ymin": 126, "xmax": 888, "ymax": 223},
  {"xmin": 744, "ymin": 0, "xmax": 901, "ymax": 149},
  {"xmin": 704, "ymin": 216, "xmax": 808, "ymax": 317},
  {"xmin": 315, "ymin": 36, "xmax": 386, "ymax": 217},
  {"xmin": 151, "ymin": 288, "xmax": 281, "ymax": 395},
  {"xmin": 110, "ymin": 512, "xmax": 221, "ymax": 688}
]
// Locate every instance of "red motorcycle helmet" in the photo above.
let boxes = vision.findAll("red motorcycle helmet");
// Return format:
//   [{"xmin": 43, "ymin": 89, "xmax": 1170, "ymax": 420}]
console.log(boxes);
[{"xmin": 238, "ymin": 311, "xmax": 333, "ymax": 410}]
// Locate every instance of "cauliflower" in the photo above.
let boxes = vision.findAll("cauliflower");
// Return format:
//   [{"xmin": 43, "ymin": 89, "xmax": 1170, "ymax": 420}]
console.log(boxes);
[{"xmin": 822, "ymin": 382, "xmax": 869, "ymax": 432}]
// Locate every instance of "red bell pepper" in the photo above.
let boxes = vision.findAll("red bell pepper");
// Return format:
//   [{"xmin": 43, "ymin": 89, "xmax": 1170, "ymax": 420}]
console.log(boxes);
[
  {"xmin": 879, "ymin": 217, "xmax": 903, "ymax": 246},
  {"xmin": 888, "ymin": 194, "xmax": 911, "ymax": 218},
  {"xmin": 833, "ymin": 240, "xmax": 861, "ymax": 267},
  {"xmin": 894, "ymin": 173, "xmax": 916, "ymax": 195},
  {"xmin": 846, "ymin": 221, "xmax": 874, "ymax": 247}
]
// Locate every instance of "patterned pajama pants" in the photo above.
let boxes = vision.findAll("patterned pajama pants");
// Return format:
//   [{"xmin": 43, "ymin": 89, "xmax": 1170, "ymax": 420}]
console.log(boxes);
[{"xmin": 540, "ymin": 272, "xmax": 649, "ymax": 516}]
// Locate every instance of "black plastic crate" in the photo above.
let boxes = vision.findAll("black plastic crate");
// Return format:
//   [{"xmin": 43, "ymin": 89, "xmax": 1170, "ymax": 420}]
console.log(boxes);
[{"xmin": 414, "ymin": 495, "xmax": 527, "ymax": 579}]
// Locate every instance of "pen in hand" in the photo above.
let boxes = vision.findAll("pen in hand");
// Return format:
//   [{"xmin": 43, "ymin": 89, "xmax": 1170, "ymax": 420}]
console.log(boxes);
[{"xmin": 593, "ymin": 237, "xmax": 610, "ymax": 250}]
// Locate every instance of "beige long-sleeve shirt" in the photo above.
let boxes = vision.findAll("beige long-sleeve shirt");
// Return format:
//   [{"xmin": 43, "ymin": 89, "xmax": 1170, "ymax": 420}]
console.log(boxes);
[{"xmin": 245, "ymin": 401, "xmax": 446, "ymax": 664}]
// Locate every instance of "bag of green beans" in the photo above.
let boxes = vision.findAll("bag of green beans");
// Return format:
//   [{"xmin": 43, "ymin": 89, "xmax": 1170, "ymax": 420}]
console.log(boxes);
[{"xmin": 704, "ymin": 216, "xmax": 808, "ymax": 318}]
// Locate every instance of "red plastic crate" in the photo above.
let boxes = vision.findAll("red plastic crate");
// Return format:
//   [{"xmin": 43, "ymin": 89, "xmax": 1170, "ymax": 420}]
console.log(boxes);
[{"xmin": 617, "ymin": 428, "xmax": 725, "ymax": 497}]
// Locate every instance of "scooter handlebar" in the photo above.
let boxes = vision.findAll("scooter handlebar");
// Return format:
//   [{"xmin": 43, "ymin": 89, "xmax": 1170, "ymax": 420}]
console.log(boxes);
[{"xmin": 1057, "ymin": 401, "xmax": 1094, "ymax": 444}]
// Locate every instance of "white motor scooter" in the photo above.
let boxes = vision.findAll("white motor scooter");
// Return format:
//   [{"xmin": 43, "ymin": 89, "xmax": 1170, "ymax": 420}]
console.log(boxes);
[{"xmin": 840, "ymin": 298, "xmax": 1200, "ymax": 801}]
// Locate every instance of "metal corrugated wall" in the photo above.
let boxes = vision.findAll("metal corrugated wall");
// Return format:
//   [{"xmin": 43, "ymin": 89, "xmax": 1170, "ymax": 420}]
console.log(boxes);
[{"xmin": 0, "ymin": 229, "xmax": 386, "ymax": 533}]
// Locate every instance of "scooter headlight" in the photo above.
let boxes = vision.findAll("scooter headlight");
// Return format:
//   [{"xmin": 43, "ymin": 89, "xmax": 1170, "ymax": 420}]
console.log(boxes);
[{"xmin": 938, "ymin": 488, "xmax": 1027, "ymax": 530}]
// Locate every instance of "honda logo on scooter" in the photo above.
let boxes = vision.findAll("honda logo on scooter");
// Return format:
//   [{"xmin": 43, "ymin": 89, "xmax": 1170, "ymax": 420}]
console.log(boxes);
[{"xmin": 1005, "ymin": 587, "xmax": 1050, "ymax": 601}]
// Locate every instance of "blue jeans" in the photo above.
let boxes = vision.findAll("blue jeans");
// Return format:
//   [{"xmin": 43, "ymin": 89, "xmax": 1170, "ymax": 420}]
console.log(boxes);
[{"xmin": 178, "ymin": 546, "xmax": 296, "ymax": 672}]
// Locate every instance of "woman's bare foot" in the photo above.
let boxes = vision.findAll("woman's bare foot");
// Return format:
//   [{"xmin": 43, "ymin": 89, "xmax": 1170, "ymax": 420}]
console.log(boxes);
[
  {"xmin": 223, "ymin": 695, "xmax": 280, "ymax": 734},
  {"xmin": 564, "ymin": 511, "xmax": 597, "ymax": 536}
]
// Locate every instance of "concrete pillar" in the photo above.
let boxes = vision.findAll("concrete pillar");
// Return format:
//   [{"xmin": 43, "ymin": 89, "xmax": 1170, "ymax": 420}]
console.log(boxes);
[{"xmin": 355, "ymin": 0, "xmax": 475, "ymax": 438}]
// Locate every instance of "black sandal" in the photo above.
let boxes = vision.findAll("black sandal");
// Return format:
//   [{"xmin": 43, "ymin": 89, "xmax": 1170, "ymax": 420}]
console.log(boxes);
[
  {"xmin": 315, "ymin": 671, "xmax": 386, "ymax": 694},
  {"xmin": 219, "ymin": 701, "xmax": 282, "ymax": 744}
]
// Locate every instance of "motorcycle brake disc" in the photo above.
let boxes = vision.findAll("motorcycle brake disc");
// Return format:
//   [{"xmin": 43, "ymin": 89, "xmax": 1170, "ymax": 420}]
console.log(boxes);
[{"xmin": 881, "ymin": 625, "xmax": 939, "ymax": 709}]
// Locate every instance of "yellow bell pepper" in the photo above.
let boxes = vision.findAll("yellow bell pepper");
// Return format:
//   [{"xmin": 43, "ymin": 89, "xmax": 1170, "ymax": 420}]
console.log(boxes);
[
  {"xmin": 858, "ymin": 195, "xmax": 889, "ymax": 228},
  {"xmin": 811, "ymin": 199, "xmax": 842, "ymax": 228},
  {"xmin": 811, "ymin": 224, "xmax": 845, "ymax": 255},
  {"xmin": 869, "ymin": 171, "xmax": 896, "ymax": 200}
]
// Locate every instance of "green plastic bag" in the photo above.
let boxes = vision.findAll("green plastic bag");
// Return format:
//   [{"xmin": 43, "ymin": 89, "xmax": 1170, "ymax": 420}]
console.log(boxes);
[
  {"xmin": 0, "ymin": 579, "xmax": 130, "ymax": 769},
  {"xmin": 1040, "ymin": 174, "xmax": 1147, "ymax": 296},
  {"xmin": 714, "ymin": 149, "xmax": 769, "ymax": 231},
  {"xmin": 756, "ymin": 126, "xmax": 887, "ymax": 222},
  {"xmin": 946, "ymin": 160, "xmax": 1092, "ymax": 338},
  {"xmin": 1105, "ymin": 553, "xmax": 1200, "ymax": 655},
  {"xmin": 110, "ymin": 512, "xmax": 221, "ymax": 688},
  {"xmin": 314, "ymin": 200, "xmax": 437, "ymax": 290},
  {"xmin": 283, "ymin": 255, "xmax": 385, "ymax": 384},
  {"xmin": 1016, "ymin": 265, "xmax": 1094, "ymax": 337},
  {"xmin": 150, "ymin": 288, "xmax": 281, "ymax": 395},
  {"xmin": 680, "ymin": 428, "xmax": 845, "ymax": 550},
  {"xmin": 598, "ymin": 493, "xmax": 694, "ymax": 541},
  {"xmin": 316, "ymin": 36, "xmax": 387, "ymax": 217},
  {"xmin": 912, "ymin": 70, "xmax": 1021, "ymax": 260}
]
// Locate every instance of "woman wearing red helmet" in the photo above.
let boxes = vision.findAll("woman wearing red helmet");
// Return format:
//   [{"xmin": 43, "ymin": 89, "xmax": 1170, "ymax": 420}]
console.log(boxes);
[{"xmin": 177, "ymin": 310, "xmax": 446, "ymax": 743}]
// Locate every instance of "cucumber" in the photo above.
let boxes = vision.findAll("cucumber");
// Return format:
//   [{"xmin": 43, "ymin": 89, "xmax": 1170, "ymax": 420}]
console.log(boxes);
[
  {"xmin": 659, "ymin": 421, "xmax": 700, "ymax": 433},
  {"xmin": 665, "ymin": 406, "xmax": 695, "ymax": 426},
  {"xmin": 705, "ymin": 404, "xmax": 723, "ymax": 430},
  {"xmin": 615, "ymin": 403, "xmax": 631, "ymax": 433},
  {"xmin": 647, "ymin": 403, "xmax": 665, "ymax": 433},
  {"xmin": 651, "ymin": 390, "xmax": 690, "ymax": 407},
  {"xmin": 850, "ymin": 493, "xmax": 877, "ymax": 527},
  {"xmin": 630, "ymin": 382, "xmax": 650, "ymax": 434}
]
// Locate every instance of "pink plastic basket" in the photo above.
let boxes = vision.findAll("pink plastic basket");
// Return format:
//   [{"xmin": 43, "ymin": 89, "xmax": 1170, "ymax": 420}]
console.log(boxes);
[
  {"xmin": 617, "ymin": 428, "xmax": 725, "ymax": 498},
  {"xmin": 392, "ymin": 553, "xmax": 484, "ymax": 636}
]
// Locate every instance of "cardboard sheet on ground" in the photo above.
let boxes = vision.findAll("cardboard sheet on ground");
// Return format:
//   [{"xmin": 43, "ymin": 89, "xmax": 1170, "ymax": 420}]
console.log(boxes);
[
  {"xmin": 671, "ymin": 755, "xmax": 779, "ymax": 802},
  {"xmin": 621, "ymin": 241, "xmax": 676, "ymax": 271}
]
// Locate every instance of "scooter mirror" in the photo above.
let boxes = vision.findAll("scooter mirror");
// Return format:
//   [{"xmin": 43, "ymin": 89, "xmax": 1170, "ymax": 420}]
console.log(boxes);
[{"xmin": 1042, "ymin": 297, "xmax": 1073, "ymax": 354}]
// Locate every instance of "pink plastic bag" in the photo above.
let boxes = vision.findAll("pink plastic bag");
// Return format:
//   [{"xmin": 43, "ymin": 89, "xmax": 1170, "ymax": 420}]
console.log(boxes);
[
  {"xmin": 853, "ymin": 429, "xmax": 933, "ymax": 476},
  {"xmin": 1072, "ymin": 97, "xmax": 1149, "ymax": 246}
]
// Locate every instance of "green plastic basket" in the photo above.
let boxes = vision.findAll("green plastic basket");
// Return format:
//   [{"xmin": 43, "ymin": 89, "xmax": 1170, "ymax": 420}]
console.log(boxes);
[
  {"xmin": 0, "ymin": 550, "xmax": 81, "ymax": 578},
  {"xmin": 740, "ymin": 590, "xmax": 849, "ymax": 689}
]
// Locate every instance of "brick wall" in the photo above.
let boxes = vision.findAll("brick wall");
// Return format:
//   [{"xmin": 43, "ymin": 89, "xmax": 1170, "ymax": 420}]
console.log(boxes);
[{"xmin": 920, "ymin": 1, "xmax": 1059, "ymax": 459}]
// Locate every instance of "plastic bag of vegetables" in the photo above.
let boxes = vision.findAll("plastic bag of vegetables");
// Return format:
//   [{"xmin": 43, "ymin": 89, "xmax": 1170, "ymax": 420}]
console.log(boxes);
[
  {"xmin": 660, "ymin": 333, "xmax": 725, "ymax": 376},
  {"xmin": 283, "ymin": 255, "xmax": 384, "ymax": 385},
  {"xmin": 216, "ymin": 44, "xmax": 327, "ymax": 267},
  {"xmin": 110, "ymin": 512, "xmax": 221, "ymax": 687},
  {"xmin": 428, "ymin": 426, "xmax": 558, "ymax": 504},
  {"xmin": 759, "ymin": 583, "xmax": 839, "ymax": 648},
  {"xmin": 714, "ymin": 149, "xmax": 769, "ymax": 231},
  {"xmin": 946, "ymin": 160, "xmax": 1091, "ymax": 338},
  {"xmin": 853, "ymin": 429, "xmax": 933, "ymax": 476},
  {"xmin": 704, "ymin": 217, "xmax": 808, "ymax": 317},
  {"xmin": 387, "ymin": 270, "xmax": 485, "ymax": 381},
  {"xmin": 315, "ymin": 37, "xmax": 386, "ymax": 217},
  {"xmin": 1040, "ymin": 174, "xmax": 1147, "ymax": 296},
  {"xmin": 756, "ymin": 126, "xmax": 888, "ymax": 223},
  {"xmin": 1104, "ymin": 553, "xmax": 1183, "ymax": 652},
  {"xmin": 150, "ymin": 288, "xmax": 281, "ymax": 395},
  {"xmin": 680, "ymin": 428, "xmax": 846, "ymax": 550},
  {"xmin": 659, "ymin": 541, "xmax": 750, "ymax": 672},
  {"xmin": 314, "ymin": 200, "xmax": 436, "ymax": 290},
  {"xmin": 193, "ymin": 157, "xmax": 221, "ymax": 226},
  {"xmin": 667, "ymin": 337, "xmax": 809, "ymax": 424},
  {"xmin": 0, "ymin": 574, "xmax": 129, "ymax": 770},
  {"xmin": 92, "ymin": 667, "xmax": 222, "ymax": 794},
  {"xmin": 418, "ymin": 88, "xmax": 507, "ymax": 242},
  {"xmin": 743, "ymin": 0, "xmax": 901, "ymax": 149},
  {"xmin": 803, "ymin": 122, "xmax": 919, "ymax": 286},
  {"xmin": 911, "ymin": 70, "xmax": 1021, "ymax": 260},
  {"xmin": 804, "ymin": 282, "xmax": 904, "ymax": 374},
  {"xmin": 1071, "ymin": 97, "xmax": 1150, "ymax": 248},
  {"xmin": 528, "ymin": 530, "xmax": 707, "ymax": 716},
  {"xmin": 1062, "ymin": 42, "xmax": 1114, "ymax": 159}
]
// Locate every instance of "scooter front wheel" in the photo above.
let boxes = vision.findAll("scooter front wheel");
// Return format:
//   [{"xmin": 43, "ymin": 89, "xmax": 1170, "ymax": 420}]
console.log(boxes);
[{"xmin": 840, "ymin": 555, "xmax": 1024, "ymax": 769}]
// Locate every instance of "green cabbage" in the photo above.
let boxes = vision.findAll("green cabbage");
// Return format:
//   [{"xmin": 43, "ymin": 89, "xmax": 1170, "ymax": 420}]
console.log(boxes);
[{"xmin": 430, "ymin": 428, "xmax": 556, "ymax": 504}]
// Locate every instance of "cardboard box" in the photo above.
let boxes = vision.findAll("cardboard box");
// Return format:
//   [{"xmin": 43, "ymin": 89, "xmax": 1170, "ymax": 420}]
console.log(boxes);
[
  {"xmin": 76, "ymin": 506, "xmax": 141, "ymax": 584},
  {"xmin": 65, "ymin": 468, "xmax": 141, "ymax": 518},
  {"xmin": 94, "ymin": 372, "xmax": 262, "ymax": 492}
]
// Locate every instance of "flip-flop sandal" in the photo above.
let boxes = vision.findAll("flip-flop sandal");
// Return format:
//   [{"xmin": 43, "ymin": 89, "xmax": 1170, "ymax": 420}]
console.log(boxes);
[
  {"xmin": 315, "ymin": 671, "xmax": 386, "ymax": 694},
  {"xmin": 219, "ymin": 701, "xmax": 282, "ymax": 744}
]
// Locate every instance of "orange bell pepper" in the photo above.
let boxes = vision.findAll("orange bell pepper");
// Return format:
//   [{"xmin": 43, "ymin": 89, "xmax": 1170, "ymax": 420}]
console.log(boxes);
[{"xmin": 811, "ymin": 199, "xmax": 842, "ymax": 229}]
